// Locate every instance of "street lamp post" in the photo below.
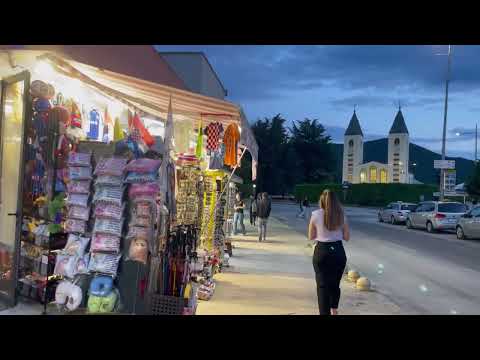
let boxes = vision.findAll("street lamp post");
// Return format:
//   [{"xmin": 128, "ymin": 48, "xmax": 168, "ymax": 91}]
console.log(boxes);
[{"xmin": 440, "ymin": 45, "xmax": 453, "ymax": 201}]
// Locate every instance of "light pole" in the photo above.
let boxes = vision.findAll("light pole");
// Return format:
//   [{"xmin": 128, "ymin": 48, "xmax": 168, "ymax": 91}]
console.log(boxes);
[
  {"xmin": 440, "ymin": 45, "xmax": 453, "ymax": 201},
  {"xmin": 411, "ymin": 162, "xmax": 417, "ymax": 183},
  {"xmin": 455, "ymin": 123, "xmax": 478, "ymax": 162}
]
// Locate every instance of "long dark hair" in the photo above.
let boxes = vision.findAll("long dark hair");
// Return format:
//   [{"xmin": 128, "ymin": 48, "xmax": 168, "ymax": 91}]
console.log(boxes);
[{"xmin": 319, "ymin": 190, "xmax": 344, "ymax": 231}]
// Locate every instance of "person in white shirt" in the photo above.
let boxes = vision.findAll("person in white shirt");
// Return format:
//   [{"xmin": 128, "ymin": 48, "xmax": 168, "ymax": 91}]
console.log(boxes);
[{"xmin": 308, "ymin": 189, "xmax": 350, "ymax": 315}]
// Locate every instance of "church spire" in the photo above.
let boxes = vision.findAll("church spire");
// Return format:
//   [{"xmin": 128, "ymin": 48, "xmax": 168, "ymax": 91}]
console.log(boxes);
[
  {"xmin": 345, "ymin": 109, "xmax": 363, "ymax": 136},
  {"xmin": 389, "ymin": 108, "xmax": 409, "ymax": 134}
]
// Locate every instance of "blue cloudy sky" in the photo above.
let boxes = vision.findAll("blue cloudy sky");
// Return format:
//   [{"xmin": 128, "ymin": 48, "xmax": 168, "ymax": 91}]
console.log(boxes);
[{"xmin": 155, "ymin": 45, "xmax": 480, "ymax": 159}]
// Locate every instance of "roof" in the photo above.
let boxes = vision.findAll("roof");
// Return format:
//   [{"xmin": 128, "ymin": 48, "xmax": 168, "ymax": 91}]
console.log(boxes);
[
  {"xmin": 345, "ymin": 111, "xmax": 363, "ymax": 136},
  {"xmin": 157, "ymin": 51, "xmax": 227, "ymax": 95},
  {"xmin": 389, "ymin": 109, "xmax": 409, "ymax": 134},
  {"xmin": 0, "ymin": 45, "xmax": 188, "ymax": 90}
]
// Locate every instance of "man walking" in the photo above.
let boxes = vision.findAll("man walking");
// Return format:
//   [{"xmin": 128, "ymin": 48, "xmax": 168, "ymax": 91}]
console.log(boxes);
[
  {"xmin": 257, "ymin": 192, "xmax": 272, "ymax": 242},
  {"xmin": 232, "ymin": 192, "xmax": 246, "ymax": 236},
  {"xmin": 249, "ymin": 194, "xmax": 258, "ymax": 226}
]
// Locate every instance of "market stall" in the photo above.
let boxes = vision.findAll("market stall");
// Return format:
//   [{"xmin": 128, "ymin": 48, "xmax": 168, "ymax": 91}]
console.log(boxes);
[{"xmin": 0, "ymin": 49, "xmax": 258, "ymax": 314}]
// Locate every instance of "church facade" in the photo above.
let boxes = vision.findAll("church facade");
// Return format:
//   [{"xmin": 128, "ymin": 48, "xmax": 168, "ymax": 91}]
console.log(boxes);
[{"xmin": 342, "ymin": 109, "xmax": 413, "ymax": 184}]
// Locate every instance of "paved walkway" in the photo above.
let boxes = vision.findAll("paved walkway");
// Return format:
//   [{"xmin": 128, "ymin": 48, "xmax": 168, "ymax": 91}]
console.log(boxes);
[{"xmin": 197, "ymin": 217, "xmax": 402, "ymax": 315}]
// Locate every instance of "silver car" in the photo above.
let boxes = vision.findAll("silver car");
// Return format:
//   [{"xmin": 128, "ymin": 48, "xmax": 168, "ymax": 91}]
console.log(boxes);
[
  {"xmin": 378, "ymin": 202, "xmax": 417, "ymax": 224},
  {"xmin": 406, "ymin": 201, "xmax": 468, "ymax": 233},
  {"xmin": 456, "ymin": 206, "xmax": 480, "ymax": 240}
]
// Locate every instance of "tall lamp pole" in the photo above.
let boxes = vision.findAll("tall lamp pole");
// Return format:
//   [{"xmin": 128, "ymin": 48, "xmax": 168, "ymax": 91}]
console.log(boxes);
[{"xmin": 440, "ymin": 45, "xmax": 453, "ymax": 201}]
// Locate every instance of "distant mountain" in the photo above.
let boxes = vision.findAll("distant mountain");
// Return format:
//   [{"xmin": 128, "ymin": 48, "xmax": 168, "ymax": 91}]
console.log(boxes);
[{"xmin": 332, "ymin": 138, "xmax": 475, "ymax": 185}]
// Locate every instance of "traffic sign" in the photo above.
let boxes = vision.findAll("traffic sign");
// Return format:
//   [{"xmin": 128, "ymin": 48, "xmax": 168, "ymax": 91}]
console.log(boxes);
[
  {"xmin": 434, "ymin": 160, "xmax": 455, "ymax": 169},
  {"xmin": 443, "ymin": 169, "xmax": 456, "ymax": 192}
]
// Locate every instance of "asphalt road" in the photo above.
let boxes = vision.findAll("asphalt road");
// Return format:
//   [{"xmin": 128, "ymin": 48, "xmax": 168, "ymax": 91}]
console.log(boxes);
[{"xmin": 272, "ymin": 202, "xmax": 480, "ymax": 315}]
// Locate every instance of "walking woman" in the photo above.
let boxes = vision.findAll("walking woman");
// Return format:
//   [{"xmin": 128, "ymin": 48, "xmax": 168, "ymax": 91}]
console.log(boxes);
[{"xmin": 308, "ymin": 190, "xmax": 349, "ymax": 315}]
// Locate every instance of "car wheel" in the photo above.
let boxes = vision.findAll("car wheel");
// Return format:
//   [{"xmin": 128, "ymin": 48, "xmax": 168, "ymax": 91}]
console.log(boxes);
[
  {"xmin": 456, "ymin": 226, "xmax": 466, "ymax": 240},
  {"xmin": 406, "ymin": 219, "xmax": 412, "ymax": 229},
  {"xmin": 391, "ymin": 216, "xmax": 396, "ymax": 225},
  {"xmin": 378, "ymin": 214, "xmax": 383, "ymax": 222},
  {"xmin": 426, "ymin": 221, "xmax": 435, "ymax": 233}
]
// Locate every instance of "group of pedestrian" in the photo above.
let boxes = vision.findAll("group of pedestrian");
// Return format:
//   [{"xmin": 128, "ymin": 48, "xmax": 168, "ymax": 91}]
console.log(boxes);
[
  {"xmin": 232, "ymin": 191, "xmax": 271, "ymax": 242},
  {"xmin": 233, "ymin": 187, "xmax": 349, "ymax": 316}
]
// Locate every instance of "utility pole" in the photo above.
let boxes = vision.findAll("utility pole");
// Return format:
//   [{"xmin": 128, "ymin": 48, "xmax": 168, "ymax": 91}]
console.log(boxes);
[{"xmin": 440, "ymin": 45, "xmax": 452, "ymax": 201}]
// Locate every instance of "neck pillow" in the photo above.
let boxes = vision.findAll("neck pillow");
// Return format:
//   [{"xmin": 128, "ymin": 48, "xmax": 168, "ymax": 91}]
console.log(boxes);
[
  {"xmin": 87, "ymin": 289, "xmax": 118, "ymax": 314},
  {"xmin": 89, "ymin": 275, "xmax": 114, "ymax": 297},
  {"xmin": 55, "ymin": 280, "xmax": 83, "ymax": 312}
]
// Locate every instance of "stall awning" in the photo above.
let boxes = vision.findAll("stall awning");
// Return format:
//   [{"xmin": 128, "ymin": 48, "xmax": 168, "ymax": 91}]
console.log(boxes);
[{"xmin": 42, "ymin": 52, "xmax": 259, "ymax": 168}]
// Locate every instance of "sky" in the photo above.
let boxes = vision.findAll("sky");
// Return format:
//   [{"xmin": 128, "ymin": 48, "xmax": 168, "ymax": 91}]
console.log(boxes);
[{"xmin": 155, "ymin": 45, "xmax": 480, "ymax": 160}]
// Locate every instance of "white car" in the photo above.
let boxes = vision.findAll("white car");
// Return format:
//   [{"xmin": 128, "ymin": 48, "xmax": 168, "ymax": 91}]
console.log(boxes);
[{"xmin": 378, "ymin": 202, "xmax": 417, "ymax": 225}]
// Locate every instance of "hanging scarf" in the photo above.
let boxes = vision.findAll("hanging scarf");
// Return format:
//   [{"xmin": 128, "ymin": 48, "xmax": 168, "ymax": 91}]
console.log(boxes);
[
  {"xmin": 195, "ymin": 120, "xmax": 203, "ymax": 160},
  {"xmin": 113, "ymin": 117, "xmax": 124, "ymax": 142}
]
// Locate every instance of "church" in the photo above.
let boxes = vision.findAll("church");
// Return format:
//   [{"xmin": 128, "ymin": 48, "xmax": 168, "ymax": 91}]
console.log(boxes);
[{"xmin": 342, "ymin": 108, "xmax": 414, "ymax": 184}]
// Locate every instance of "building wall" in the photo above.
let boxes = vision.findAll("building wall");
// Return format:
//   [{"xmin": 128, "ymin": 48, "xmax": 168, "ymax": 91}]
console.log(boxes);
[
  {"xmin": 161, "ymin": 53, "xmax": 226, "ymax": 100},
  {"xmin": 342, "ymin": 134, "xmax": 363, "ymax": 184},
  {"xmin": 161, "ymin": 54, "xmax": 203, "ymax": 94},
  {"xmin": 200, "ymin": 57, "xmax": 226, "ymax": 100},
  {"xmin": 388, "ymin": 133, "xmax": 410, "ymax": 183}
]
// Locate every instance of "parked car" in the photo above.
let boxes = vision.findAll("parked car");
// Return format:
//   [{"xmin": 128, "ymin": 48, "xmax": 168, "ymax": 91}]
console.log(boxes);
[
  {"xmin": 456, "ymin": 206, "xmax": 480, "ymax": 240},
  {"xmin": 378, "ymin": 202, "xmax": 417, "ymax": 224},
  {"xmin": 406, "ymin": 201, "xmax": 468, "ymax": 233}
]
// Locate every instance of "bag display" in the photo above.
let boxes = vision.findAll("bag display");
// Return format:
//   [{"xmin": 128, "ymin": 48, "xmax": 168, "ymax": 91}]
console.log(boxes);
[
  {"xmin": 128, "ymin": 182, "xmax": 159, "ymax": 198},
  {"xmin": 67, "ymin": 152, "xmax": 92, "ymax": 167},
  {"xmin": 66, "ymin": 180, "xmax": 91, "ymax": 194},
  {"xmin": 67, "ymin": 205, "xmax": 91, "ymax": 221},
  {"xmin": 91, "ymin": 233, "xmax": 121, "ymax": 253},
  {"xmin": 88, "ymin": 253, "xmax": 121, "ymax": 276},
  {"xmin": 68, "ymin": 166, "xmax": 93, "ymax": 180},
  {"xmin": 93, "ymin": 218, "xmax": 124, "ymax": 237},
  {"xmin": 125, "ymin": 158, "xmax": 161, "ymax": 173},
  {"xmin": 63, "ymin": 234, "xmax": 90, "ymax": 257},
  {"xmin": 93, "ymin": 186, "xmax": 124, "ymax": 206},
  {"xmin": 95, "ymin": 175, "xmax": 124, "ymax": 187},
  {"xmin": 94, "ymin": 157, "xmax": 128, "ymax": 177},
  {"xmin": 124, "ymin": 171, "xmax": 158, "ymax": 184},
  {"xmin": 65, "ymin": 219, "xmax": 86, "ymax": 234},
  {"xmin": 94, "ymin": 203, "xmax": 124, "ymax": 220},
  {"xmin": 66, "ymin": 194, "xmax": 89, "ymax": 208}
]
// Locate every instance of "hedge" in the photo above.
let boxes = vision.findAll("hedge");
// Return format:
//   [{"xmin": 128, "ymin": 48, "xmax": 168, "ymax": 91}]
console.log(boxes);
[{"xmin": 294, "ymin": 183, "xmax": 438, "ymax": 207}]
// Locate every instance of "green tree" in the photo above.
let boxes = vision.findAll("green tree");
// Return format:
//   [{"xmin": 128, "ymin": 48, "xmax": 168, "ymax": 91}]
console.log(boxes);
[
  {"xmin": 466, "ymin": 162, "xmax": 480, "ymax": 200},
  {"xmin": 290, "ymin": 118, "xmax": 334, "ymax": 183}
]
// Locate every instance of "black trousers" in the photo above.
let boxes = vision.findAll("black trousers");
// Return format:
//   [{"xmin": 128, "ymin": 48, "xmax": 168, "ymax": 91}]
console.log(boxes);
[
  {"xmin": 250, "ymin": 212, "xmax": 257, "ymax": 225},
  {"xmin": 312, "ymin": 241, "xmax": 347, "ymax": 315}
]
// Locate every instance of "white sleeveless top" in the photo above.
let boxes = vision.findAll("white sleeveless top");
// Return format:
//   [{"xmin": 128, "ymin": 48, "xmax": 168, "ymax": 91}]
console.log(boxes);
[{"xmin": 310, "ymin": 208, "xmax": 346, "ymax": 242}]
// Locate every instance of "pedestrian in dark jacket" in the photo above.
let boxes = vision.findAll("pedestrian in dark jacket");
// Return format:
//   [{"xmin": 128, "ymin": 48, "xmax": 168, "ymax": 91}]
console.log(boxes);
[
  {"xmin": 256, "ymin": 192, "xmax": 272, "ymax": 242},
  {"xmin": 249, "ymin": 195, "xmax": 258, "ymax": 226}
]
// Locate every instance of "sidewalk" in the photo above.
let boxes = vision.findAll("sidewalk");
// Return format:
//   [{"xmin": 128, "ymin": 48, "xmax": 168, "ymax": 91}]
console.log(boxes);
[{"xmin": 197, "ymin": 217, "xmax": 402, "ymax": 315}]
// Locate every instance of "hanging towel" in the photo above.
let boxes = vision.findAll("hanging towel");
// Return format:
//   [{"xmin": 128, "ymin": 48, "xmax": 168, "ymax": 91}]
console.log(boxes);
[
  {"xmin": 195, "ymin": 120, "xmax": 203, "ymax": 159},
  {"xmin": 114, "ymin": 117, "xmax": 125, "ymax": 142}
]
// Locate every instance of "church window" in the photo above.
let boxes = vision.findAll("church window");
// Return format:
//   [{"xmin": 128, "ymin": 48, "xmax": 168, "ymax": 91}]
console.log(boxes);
[
  {"xmin": 394, "ymin": 138, "xmax": 400, "ymax": 146},
  {"xmin": 348, "ymin": 140, "xmax": 354, "ymax": 148},
  {"xmin": 380, "ymin": 169, "xmax": 387, "ymax": 183},
  {"xmin": 369, "ymin": 167, "xmax": 378, "ymax": 183},
  {"xmin": 360, "ymin": 169, "xmax": 367, "ymax": 183}
]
